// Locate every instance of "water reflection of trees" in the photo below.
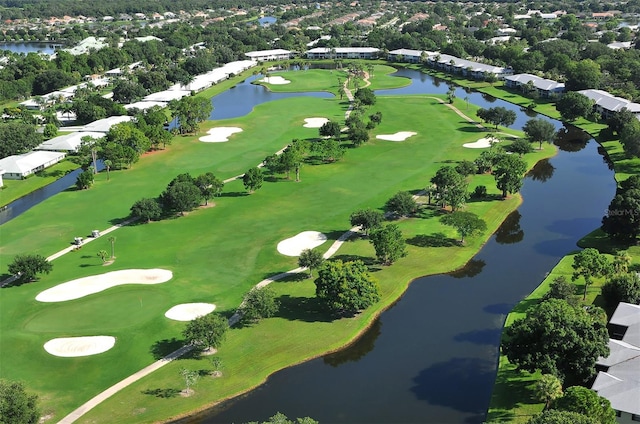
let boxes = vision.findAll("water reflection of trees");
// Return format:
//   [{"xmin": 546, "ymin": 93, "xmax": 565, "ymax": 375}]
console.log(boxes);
[
  {"xmin": 554, "ymin": 126, "xmax": 589, "ymax": 152},
  {"xmin": 597, "ymin": 146, "xmax": 615, "ymax": 171},
  {"xmin": 448, "ymin": 259, "xmax": 486, "ymax": 278},
  {"xmin": 526, "ymin": 158, "xmax": 555, "ymax": 183},
  {"xmin": 323, "ymin": 319, "xmax": 381, "ymax": 367},
  {"xmin": 494, "ymin": 211, "xmax": 524, "ymax": 245},
  {"xmin": 481, "ymin": 93, "xmax": 497, "ymax": 103}
]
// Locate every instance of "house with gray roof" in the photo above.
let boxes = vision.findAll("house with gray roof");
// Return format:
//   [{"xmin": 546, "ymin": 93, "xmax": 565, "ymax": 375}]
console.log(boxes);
[
  {"xmin": 36, "ymin": 132, "xmax": 105, "ymax": 153},
  {"xmin": 426, "ymin": 53, "xmax": 513, "ymax": 80},
  {"xmin": 578, "ymin": 89, "xmax": 640, "ymax": 119},
  {"xmin": 505, "ymin": 74, "xmax": 565, "ymax": 98},
  {"xmin": 0, "ymin": 151, "xmax": 66, "ymax": 179},
  {"xmin": 592, "ymin": 303, "xmax": 640, "ymax": 423}
]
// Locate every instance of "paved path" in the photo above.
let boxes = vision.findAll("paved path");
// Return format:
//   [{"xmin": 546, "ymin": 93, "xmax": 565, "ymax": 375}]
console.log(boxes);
[
  {"xmin": 427, "ymin": 96, "xmax": 485, "ymax": 129},
  {"xmin": 56, "ymin": 79, "xmax": 363, "ymax": 424}
]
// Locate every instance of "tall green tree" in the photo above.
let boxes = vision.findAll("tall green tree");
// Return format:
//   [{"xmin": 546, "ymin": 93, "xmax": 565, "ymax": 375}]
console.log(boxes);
[
  {"xmin": 314, "ymin": 260, "xmax": 380, "ymax": 315},
  {"xmin": 602, "ymin": 188, "xmax": 640, "ymax": 240},
  {"xmin": 493, "ymin": 154, "xmax": 527, "ymax": 198},
  {"xmin": 8, "ymin": 254, "xmax": 52, "ymax": 283},
  {"xmin": 502, "ymin": 299, "xmax": 609, "ymax": 382},
  {"xmin": 169, "ymin": 95, "xmax": 212, "ymax": 135},
  {"xmin": 571, "ymin": 248, "xmax": 611, "ymax": 300},
  {"xmin": 130, "ymin": 198, "xmax": 162, "ymax": 223},
  {"xmin": 182, "ymin": 312, "xmax": 228, "ymax": 352},
  {"xmin": 242, "ymin": 167, "xmax": 263, "ymax": 193},
  {"xmin": 430, "ymin": 166, "xmax": 469, "ymax": 210},
  {"xmin": 350, "ymin": 208, "xmax": 384, "ymax": 235},
  {"xmin": 601, "ymin": 272, "xmax": 640, "ymax": 306},
  {"xmin": 556, "ymin": 92, "xmax": 594, "ymax": 122},
  {"xmin": 527, "ymin": 410, "xmax": 598, "ymax": 424},
  {"xmin": 440, "ymin": 211, "xmax": 487, "ymax": 243},
  {"xmin": 161, "ymin": 181, "xmax": 202, "ymax": 215},
  {"xmin": 0, "ymin": 380, "xmax": 40, "ymax": 424},
  {"xmin": 298, "ymin": 248, "xmax": 325, "ymax": 278},
  {"xmin": 385, "ymin": 191, "xmax": 418, "ymax": 217},
  {"xmin": 195, "ymin": 172, "xmax": 224, "ymax": 205},
  {"xmin": 523, "ymin": 118, "xmax": 556, "ymax": 149},
  {"xmin": 369, "ymin": 223, "xmax": 407, "ymax": 265},
  {"xmin": 239, "ymin": 286, "xmax": 279, "ymax": 324},
  {"xmin": 75, "ymin": 169, "xmax": 94, "ymax": 190}
]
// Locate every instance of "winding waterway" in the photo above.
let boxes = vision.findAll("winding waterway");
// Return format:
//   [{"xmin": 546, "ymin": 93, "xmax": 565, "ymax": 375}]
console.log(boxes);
[{"xmin": 174, "ymin": 69, "xmax": 616, "ymax": 423}]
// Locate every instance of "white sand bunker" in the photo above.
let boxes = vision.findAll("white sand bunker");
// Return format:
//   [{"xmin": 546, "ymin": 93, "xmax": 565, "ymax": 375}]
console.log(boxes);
[
  {"xmin": 277, "ymin": 231, "xmax": 328, "ymax": 257},
  {"xmin": 165, "ymin": 303, "xmax": 216, "ymax": 321},
  {"xmin": 199, "ymin": 127, "xmax": 243, "ymax": 143},
  {"xmin": 376, "ymin": 131, "xmax": 417, "ymax": 142},
  {"xmin": 260, "ymin": 76, "xmax": 290, "ymax": 85},
  {"xmin": 463, "ymin": 136, "xmax": 500, "ymax": 149},
  {"xmin": 36, "ymin": 269, "xmax": 173, "ymax": 302},
  {"xmin": 44, "ymin": 336, "xmax": 115, "ymax": 357},
  {"xmin": 303, "ymin": 117, "xmax": 329, "ymax": 128}
]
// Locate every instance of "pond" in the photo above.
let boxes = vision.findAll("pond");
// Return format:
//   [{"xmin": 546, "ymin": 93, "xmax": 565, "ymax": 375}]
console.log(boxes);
[
  {"xmin": 0, "ymin": 41, "xmax": 62, "ymax": 54},
  {"xmin": 173, "ymin": 69, "xmax": 616, "ymax": 423}
]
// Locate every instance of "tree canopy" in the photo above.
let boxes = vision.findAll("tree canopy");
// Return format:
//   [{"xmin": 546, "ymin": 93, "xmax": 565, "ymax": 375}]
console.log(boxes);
[
  {"xmin": 502, "ymin": 299, "xmax": 609, "ymax": 382},
  {"xmin": 239, "ymin": 286, "xmax": 279, "ymax": 324},
  {"xmin": 182, "ymin": 312, "xmax": 228, "ymax": 352},
  {"xmin": 0, "ymin": 380, "xmax": 39, "ymax": 424},
  {"xmin": 369, "ymin": 223, "xmax": 407, "ymax": 265},
  {"xmin": 8, "ymin": 254, "xmax": 52, "ymax": 283},
  {"xmin": 493, "ymin": 154, "xmax": 527, "ymax": 198},
  {"xmin": 440, "ymin": 211, "xmax": 487, "ymax": 243},
  {"xmin": 314, "ymin": 260, "xmax": 380, "ymax": 315},
  {"xmin": 523, "ymin": 118, "xmax": 556, "ymax": 149}
]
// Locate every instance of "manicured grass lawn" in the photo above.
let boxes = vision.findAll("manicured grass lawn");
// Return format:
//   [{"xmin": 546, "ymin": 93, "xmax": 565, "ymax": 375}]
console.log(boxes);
[
  {"xmin": 0, "ymin": 68, "xmax": 554, "ymax": 423},
  {"xmin": 0, "ymin": 159, "xmax": 80, "ymax": 207}
]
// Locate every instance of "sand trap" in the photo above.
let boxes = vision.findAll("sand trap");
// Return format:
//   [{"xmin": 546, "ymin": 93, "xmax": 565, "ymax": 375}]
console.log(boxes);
[
  {"xmin": 463, "ymin": 136, "xmax": 500, "ymax": 149},
  {"xmin": 36, "ymin": 269, "xmax": 173, "ymax": 302},
  {"xmin": 277, "ymin": 231, "xmax": 328, "ymax": 257},
  {"xmin": 44, "ymin": 336, "xmax": 116, "ymax": 357},
  {"xmin": 376, "ymin": 131, "xmax": 417, "ymax": 142},
  {"xmin": 199, "ymin": 127, "xmax": 243, "ymax": 143},
  {"xmin": 303, "ymin": 117, "xmax": 329, "ymax": 128},
  {"xmin": 260, "ymin": 76, "xmax": 290, "ymax": 85},
  {"xmin": 165, "ymin": 303, "xmax": 216, "ymax": 321}
]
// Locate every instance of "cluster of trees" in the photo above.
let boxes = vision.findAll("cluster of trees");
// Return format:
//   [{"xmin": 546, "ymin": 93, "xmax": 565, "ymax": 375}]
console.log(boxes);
[
  {"xmin": 528, "ymin": 384, "xmax": 616, "ymax": 424},
  {"xmin": 314, "ymin": 259, "xmax": 380, "ymax": 316},
  {"xmin": 130, "ymin": 171, "xmax": 223, "ymax": 221},
  {"xmin": 168, "ymin": 95, "xmax": 212, "ymax": 135},
  {"xmin": 0, "ymin": 121, "xmax": 43, "ymax": 159},
  {"xmin": 602, "ymin": 175, "xmax": 640, "ymax": 240},
  {"xmin": 263, "ymin": 140, "xmax": 308, "ymax": 182},
  {"xmin": 571, "ymin": 247, "xmax": 640, "ymax": 306}
]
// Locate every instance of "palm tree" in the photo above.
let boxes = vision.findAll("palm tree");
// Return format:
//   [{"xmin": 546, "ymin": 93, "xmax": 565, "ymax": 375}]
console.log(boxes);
[
  {"xmin": 534, "ymin": 374, "xmax": 563, "ymax": 410},
  {"xmin": 108, "ymin": 236, "xmax": 116, "ymax": 259},
  {"xmin": 103, "ymin": 159, "xmax": 112, "ymax": 181}
]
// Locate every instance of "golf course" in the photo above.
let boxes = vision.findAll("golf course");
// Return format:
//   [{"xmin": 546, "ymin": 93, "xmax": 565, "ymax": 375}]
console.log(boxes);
[{"xmin": 0, "ymin": 65, "xmax": 554, "ymax": 423}]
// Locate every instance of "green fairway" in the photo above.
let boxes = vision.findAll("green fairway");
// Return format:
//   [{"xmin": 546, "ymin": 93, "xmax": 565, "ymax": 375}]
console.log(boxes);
[{"xmin": 0, "ymin": 68, "xmax": 554, "ymax": 423}]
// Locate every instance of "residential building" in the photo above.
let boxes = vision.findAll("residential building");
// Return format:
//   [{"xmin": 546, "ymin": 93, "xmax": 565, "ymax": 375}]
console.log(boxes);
[
  {"xmin": 36, "ymin": 132, "xmax": 105, "ymax": 153},
  {"xmin": 426, "ymin": 53, "xmax": 513, "ymax": 80},
  {"xmin": 592, "ymin": 303, "xmax": 640, "ymax": 423},
  {"xmin": 388, "ymin": 49, "xmax": 435, "ymax": 63},
  {"xmin": 0, "ymin": 151, "xmax": 66, "ymax": 179},
  {"xmin": 244, "ymin": 49, "xmax": 293, "ymax": 61},
  {"xmin": 578, "ymin": 89, "xmax": 640, "ymax": 119},
  {"xmin": 504, "ymin": 74, "xmax": 565, "ymax": 98},
  {"xmin": 306, "ymin": 47, "xmax": 380, "ymax": 60}
]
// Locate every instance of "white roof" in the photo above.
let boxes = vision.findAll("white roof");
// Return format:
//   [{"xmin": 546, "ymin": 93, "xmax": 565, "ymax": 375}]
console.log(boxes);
[
  {"xmin": 389, "ymin": 48, "xmax": 435, "ymax": 57},
  {"xmin": 433, "ymin": 53, "xmax": 509, "ymax": 74},
  {"xmin": 36, "ymin": 132, "xmax": 104, "ymax": 152},
  {"xmin": 143, "ymin": 90, "xmax": 191, "ymax": 102},
  {"xmin": 124, "ymin": 101, "xmax": 168, "ymax": 111},
  {"xmin": 83, "ymin": 116, "xmax": 133, "ymax": 132},
  {"xmin": 0, "ymin": 151, "xmax": 66, "ymax": 175},
  {"xmin": 63, "ymin": 36, "xmax": 107, "ymax": 55},
  {"xmin": 505, "ymin": 74, "xmax": 565, "ymax": 91},
  {"xmin": 245, "ymin": 49, "xmax": 292, "ymax": 58},
  {"xmin": 578, "ymin": 89, "xmax": 640, "ymax": 114},
  {"xmin": 306, "ymin": 47, "xmax": 380, "ymax": 54}
]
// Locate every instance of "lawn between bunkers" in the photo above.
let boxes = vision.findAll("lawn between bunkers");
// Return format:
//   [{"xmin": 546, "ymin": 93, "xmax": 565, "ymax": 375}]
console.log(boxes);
[{"xmin": 0, "ymin": 68, "xmax": 554, "ymax": 423}]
